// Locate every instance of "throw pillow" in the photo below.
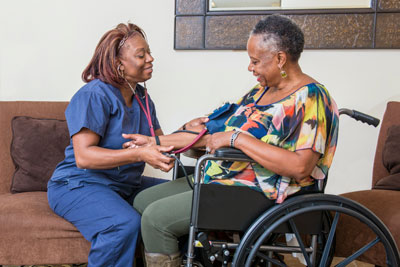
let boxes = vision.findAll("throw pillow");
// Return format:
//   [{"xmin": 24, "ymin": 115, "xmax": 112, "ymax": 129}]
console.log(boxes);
[
  {"xmin": 374, "ymin": 125, "xmax": 400, "ymax": 190},
  {"xmin": 10, "ymin": 116, "xmax": 69, "ymax": 193}
]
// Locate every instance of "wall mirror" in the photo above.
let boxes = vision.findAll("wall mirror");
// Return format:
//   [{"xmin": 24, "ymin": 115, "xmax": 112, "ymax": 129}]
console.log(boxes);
[
  {"xmin": 209, "ymin": 0, "xmax": 372, "ymax": 11},
  {"xmin": 175, "ymin": 0, "xmax": 400, "ymax": 50}
]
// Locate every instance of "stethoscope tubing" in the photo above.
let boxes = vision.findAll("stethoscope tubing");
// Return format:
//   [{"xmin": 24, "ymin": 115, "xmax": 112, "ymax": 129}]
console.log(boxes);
[{"xmin": 134, "ymin": 89, "xmax": 155, "ymax": 137}]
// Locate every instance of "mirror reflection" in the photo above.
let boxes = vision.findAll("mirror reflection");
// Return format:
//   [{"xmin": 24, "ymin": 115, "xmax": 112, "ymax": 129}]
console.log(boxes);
[{"xmin": 209, "ymin": 0, "xmax": 371, "ymax": 11}]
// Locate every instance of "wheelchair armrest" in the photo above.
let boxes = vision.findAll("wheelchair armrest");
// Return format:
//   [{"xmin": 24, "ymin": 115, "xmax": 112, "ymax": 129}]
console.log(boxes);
[{"xmin": 214, "ymin": 147, "xmax": 253, "ymax": 161}]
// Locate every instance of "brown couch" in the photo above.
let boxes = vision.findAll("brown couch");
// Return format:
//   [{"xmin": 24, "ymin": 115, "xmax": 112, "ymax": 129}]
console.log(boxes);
[
  {"xmin": 0, "ymin": 101, "xmax": 90, "ymax": 265},
  {"xmin": 335, "ymin": 101, "xmax": 400, "ymax": 266}
]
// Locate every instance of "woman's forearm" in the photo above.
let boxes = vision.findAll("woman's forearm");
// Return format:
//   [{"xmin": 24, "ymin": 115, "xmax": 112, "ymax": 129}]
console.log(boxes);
[
  {"xmin": 158, "ymin": 132, "xmax": 209, "ymax": 149},
  {"xmin": 234, "ymin": 134, "xmax": 320, "ymax": 181},
  {"xmin": 74, "ymin": 145, "xmax": 145, "ymax": 169}
]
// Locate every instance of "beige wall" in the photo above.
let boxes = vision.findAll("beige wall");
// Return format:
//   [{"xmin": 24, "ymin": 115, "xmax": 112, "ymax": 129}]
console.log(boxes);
[{"xmin": 1, "ymin": 0, "xmax": 399, "ymax": 195}]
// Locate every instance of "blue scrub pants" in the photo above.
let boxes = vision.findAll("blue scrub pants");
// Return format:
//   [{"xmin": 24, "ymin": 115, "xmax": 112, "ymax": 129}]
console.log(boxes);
[{"xmin": 47, "ymin": 176, "xmax": 166, "ymax": 267}]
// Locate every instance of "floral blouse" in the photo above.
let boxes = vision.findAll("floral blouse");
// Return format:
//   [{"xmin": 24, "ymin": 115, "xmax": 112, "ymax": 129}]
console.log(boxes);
[{"xmin": 203, "ymin": 83, "xmax": 339, "ymax": 203}]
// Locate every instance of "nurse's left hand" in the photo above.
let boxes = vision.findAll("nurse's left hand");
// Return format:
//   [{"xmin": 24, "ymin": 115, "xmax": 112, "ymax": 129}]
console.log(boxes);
[
  {"xmin": 122, "ymin": 133, "xmax": 154, "ymax": 148},
  {"xmin": 183, "ymin": 117, "xmax": 209, "ymax": 131}
]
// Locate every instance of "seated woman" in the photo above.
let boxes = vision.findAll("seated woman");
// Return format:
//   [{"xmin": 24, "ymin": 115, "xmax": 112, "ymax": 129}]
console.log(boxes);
[
  {"xmin": 47, "ymin": 23, "xmax": 175, "ymax": 266},
  {"xmin": 125, "ymin": 15, "xmax": 339, "ymax": 266}
]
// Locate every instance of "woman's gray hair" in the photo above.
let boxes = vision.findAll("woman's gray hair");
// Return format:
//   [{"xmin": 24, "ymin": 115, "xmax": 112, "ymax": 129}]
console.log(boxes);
[{"xmin": 251, "ymin": 15, "xmax": 304, "ymax": 62}]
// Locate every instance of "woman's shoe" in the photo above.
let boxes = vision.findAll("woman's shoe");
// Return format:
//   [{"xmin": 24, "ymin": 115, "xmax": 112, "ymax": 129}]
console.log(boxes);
[{"xmin": 144, "ymin": 251, "xmax": 181, "ymax": 267}]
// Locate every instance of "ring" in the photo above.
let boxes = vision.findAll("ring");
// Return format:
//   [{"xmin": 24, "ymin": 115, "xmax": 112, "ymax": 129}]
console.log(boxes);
[{"xmin": 206, "ymin": 147, "xmax": 211, "ymax": 153}]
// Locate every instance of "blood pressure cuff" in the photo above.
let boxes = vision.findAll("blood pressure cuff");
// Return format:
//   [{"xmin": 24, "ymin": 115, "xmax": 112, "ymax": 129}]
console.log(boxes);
[{"xmin": 205, "ymin": 103, "xmax": 239, "ymax": 134}]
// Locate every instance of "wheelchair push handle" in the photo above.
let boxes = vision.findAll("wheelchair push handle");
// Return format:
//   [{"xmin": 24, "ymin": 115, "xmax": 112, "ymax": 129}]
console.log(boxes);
[{"xmin": 339, "ymin": 108, "xmax": 380, "ymax": 127}]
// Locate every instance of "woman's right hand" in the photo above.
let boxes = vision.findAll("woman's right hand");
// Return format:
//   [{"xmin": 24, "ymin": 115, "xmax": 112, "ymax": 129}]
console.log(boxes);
[
  {"xmin": 138, "ymin": 145, "xmax": 175, "ymax": 172},
  {"xmin": 122, "ymin": 133, "xmax": 154, "ymax": 148}
]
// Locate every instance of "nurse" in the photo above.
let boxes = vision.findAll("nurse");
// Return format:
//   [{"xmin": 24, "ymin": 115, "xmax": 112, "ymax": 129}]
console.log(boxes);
[{"xmin": 47, "ymin": 23, "xmax": 174, "ymax": 266}]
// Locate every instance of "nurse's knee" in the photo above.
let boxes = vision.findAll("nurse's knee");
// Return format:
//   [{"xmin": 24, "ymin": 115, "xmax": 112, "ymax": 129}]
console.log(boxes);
[{"xmin": 114, "ymin": 210, "xmax": 141, "ymax": 238}]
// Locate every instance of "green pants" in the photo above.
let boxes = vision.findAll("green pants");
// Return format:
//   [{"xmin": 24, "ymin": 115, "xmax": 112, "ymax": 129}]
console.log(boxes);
[{"xmin": 133, "ymin": 177, "xmax": 192, "ymax": 254}]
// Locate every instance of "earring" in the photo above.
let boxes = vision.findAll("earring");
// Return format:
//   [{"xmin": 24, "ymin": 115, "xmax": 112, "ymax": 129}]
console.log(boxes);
[
  {"xmin": 280, "ymin": 68, "xmax": 287, "ymax": 78},
  {"xmin": 117, "ymin": 64, "xmax": 124, "ymax": 78}
]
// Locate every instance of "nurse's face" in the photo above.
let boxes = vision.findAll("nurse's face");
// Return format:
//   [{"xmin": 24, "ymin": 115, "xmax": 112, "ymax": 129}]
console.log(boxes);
[{"xmin": 119, "ymin": 34, "xmax": 154, "ymax": 84}]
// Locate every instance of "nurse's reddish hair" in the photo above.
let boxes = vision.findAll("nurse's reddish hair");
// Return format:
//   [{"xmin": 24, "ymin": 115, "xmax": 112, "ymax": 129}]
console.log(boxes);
[{"xmin": 82, "ymin": 23, "xmax": 146, "ymax": 89}]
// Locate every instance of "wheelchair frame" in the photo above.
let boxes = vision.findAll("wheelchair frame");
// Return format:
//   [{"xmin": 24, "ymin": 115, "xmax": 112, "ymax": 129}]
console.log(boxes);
[{"xmin": 181, "ymin": 108, "xmax": 399, "ymax": 267}]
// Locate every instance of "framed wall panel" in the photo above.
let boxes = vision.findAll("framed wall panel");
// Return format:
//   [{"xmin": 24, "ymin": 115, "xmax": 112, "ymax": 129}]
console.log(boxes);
[{"xmin": 174, "ymin": 0, "xmax": 400, "ymax": 49}]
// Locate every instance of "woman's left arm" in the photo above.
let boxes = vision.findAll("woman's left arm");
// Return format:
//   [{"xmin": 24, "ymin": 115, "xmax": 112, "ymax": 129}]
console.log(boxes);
[
  {"xmin": 207, "ymin": 131, "xmax": 320, "ymax": 182},
  {"xmin": 122, "ymin": 117, "xmax": 209, "ymax": 148}
]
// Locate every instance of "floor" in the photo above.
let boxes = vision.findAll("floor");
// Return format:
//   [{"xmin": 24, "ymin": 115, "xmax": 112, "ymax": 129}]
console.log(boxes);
[
  {"xmin": 2, "ymin": 257, "xmax": 374, "ymax": 267},
  {"xmin": 285, "ymin": 256, "xmax": 374, "ymax": 266}
]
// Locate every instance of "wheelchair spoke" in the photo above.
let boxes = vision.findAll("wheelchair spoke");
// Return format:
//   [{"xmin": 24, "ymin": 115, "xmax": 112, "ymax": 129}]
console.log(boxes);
[
  {"xmin": 319, "ymin": 211, "xmax": 340, "ymax": 267},
  {"xmin": 335, "ymin": 237, "xmax": 380, "ymax": 267},
  {"xmin": 254, "ymin": 251, "xmax": 287, "ymax": 267},
  {"xmin": 287, "ymin": 217, "xmax": 313, "ymax": 266}
]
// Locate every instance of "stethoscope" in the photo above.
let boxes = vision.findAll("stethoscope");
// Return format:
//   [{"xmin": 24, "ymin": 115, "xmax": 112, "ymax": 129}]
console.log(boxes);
[
  {"xmin": 133, "ymin": 86, "xmax": 155, "ymax": 137},
  {"xmin": 127, "ymin": 82, "xmax": 155, "ymax": 137},
  {"xmin": 118, "ymin": 63, "xmax": 155, "ymax": 137}
]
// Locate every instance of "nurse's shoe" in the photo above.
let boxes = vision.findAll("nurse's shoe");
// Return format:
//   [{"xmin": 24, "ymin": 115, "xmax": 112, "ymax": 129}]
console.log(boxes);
[{"xmin": 144, "ymin": 251, "xmax": 181, "ymax": 267}]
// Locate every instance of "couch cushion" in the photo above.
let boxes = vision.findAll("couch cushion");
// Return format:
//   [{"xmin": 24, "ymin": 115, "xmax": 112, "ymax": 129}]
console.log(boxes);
[
  {"xmin": 374, "ymin": 125, "xmax": 400, "ymax": 190},
  {"xmin": 10, "ymin": 116, "xmax": 69, "ymax": 193},
  {"xmin": 0, "ymin": 191, "xmax": 90, "ymax": 264},
  {"xmin": 337, "ymin": 189, "xmax": 400, "ymax": 266}
]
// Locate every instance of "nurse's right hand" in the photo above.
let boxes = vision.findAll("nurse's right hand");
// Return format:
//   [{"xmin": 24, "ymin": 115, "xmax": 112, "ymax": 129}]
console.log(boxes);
[{"xmin": 138, "ymin": 145, "xmax": 175, "ymax": 172}]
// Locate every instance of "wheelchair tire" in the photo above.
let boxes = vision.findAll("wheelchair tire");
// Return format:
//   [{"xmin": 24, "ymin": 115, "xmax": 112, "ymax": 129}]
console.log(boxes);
[{"xmin": 232, "ymin": 194, "xmax": 399, "ymax": 267}]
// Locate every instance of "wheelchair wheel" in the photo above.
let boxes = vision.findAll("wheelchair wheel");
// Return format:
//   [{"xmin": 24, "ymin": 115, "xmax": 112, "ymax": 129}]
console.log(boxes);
[{"xmin": 232, "ymin": 194, "xmax": 399, "ymax": 267}]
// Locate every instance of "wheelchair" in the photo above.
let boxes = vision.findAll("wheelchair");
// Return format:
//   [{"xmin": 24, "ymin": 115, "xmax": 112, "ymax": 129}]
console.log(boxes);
[{"xmin": 177, "ymin": 109, "xmax": 400, "ymax": 267}]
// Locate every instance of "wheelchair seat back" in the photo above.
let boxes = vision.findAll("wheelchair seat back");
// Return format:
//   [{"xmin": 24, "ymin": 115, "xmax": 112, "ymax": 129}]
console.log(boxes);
[{"xmin": 195, "ymin": 183, "xmax": 323, "ymax": 234}]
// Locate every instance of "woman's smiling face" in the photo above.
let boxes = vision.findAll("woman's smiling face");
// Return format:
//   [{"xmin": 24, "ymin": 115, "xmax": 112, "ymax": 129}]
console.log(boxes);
[
  {"xmin": 247, "ymin": 34, "xmax": 280, "ymax": 88},
  {"xmin": 119, "ymin": 34, "xmax": 154, "ymax": 84}
]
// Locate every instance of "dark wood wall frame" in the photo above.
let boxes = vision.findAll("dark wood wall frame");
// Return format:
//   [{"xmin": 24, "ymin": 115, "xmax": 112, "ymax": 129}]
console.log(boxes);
[{"xmin": 174, "ymin": 0, "xmax": 400, "ymax": 50}]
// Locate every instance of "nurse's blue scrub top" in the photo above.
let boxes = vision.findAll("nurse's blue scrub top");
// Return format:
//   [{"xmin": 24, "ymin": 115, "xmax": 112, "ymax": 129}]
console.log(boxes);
[{"xmin": 49, "ymin": 79, "xmax": 160, "ymax": 197}]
